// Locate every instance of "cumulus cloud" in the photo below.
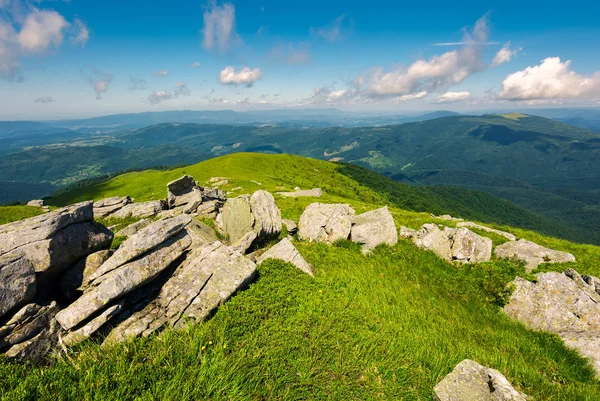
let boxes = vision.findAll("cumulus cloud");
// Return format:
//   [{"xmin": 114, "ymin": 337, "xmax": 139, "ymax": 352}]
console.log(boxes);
[
  {"xmin": 17, "ymin": 9, "xmax": 67, "ymax": 52},
  {"xmin": 34, "ymin": 96, "xmax": 54, "ymax": 103},
  {"xmin": 190, "ymin": 61, "xmax": 201, "ymax": 68},
  {"xmin": 498, "ymin": 57, "xmax": 600, "ymax": 101},
  {"xmin": 72, "ymin": 18, "xmax": 89, "ymax": 47},
  {"xmin": 218, "ymin": 66, "xmax": 261, "ymax": 87},
  {"xmin": 492, "ymin": 41, "xmax": 521, "ymax": 66},
  {"xmin": 83, "ymin": 67, "xmax": 113, "ymax": 100},
  {"xmin": 152, "ymin": 69, "xmax": 168, "ymax": 77},
  {"xmin": 129, "ymin": 76, "xmax": 146, "ymax": 91},
  {"xmin": 266, "ymin": 42, "xmax": 311, "ymax": 65},
  {"xmin": 435, "ymin": 91, "xmax": 470, "ymax": 103},
  {"xmin": 202, "ymin": 0, "xmax": 240, "ymax": 51},
  {"xmin": 148, "ymin": 82, "xmax": 190, "ymax": 105},
  {"xmin": 310, "ymin": 14, "xmax": 348, "ymax": 43},
  {"xmin": 396, "ymin": 91, "xmax": 428, "ymax": 102}
]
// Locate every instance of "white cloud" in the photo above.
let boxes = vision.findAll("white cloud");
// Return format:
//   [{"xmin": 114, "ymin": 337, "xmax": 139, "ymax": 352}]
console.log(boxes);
[
  {"xmin": 498, "ymin": 57, "xmax": 600, "ymax": 101},
  {"xmin": 310, "ymin": 14, "xmax": 348, "ymax": 43},
  {"xmin": 435, "ymin": 91, "xmax": 470, "ymax": 103},
  {"xmin": 17, "ymin": 9, "xmax": 67, "ymax": 52},
  {"xmin": 148, "ymin": 82, "xmax": 190, "ymax": 105},
  {"xmin": 152, "ymin": 69, "xmax": 168, "ymax": 77},
  {"xmin": 396, "ymin": 91, "xmax": 428, "ymax": 101},
  {"xmin": 218, "ymin": 66, "xmax": 262, "ymax": 87},
  {"xmin": 433, "ymin": 41, "xmax": 498, "ymax": 46},
  {"xmin": 72, "ymin": 18, "xmax": 89, "ymax": 47},
  {"xmin": 202, "ymin": 1, "xmax": 240, "ymax": 51},
  {"xmin": 190, "ymin": 61, "xmax": 201, "ymax": 68},
  {"xmin": 357, "ymin": 15, "xmax": 490, "ymax": 98},
  {"xmin": 83, "ymin": 67, "xmax": 113, "ymax": 100},
  {"xmin": 34, "ymin": 96, "xmax": 54, "ymax": 103},
  {"xmin": 492, "ymin": 41, "xmax": 521, "ymax": 66}
]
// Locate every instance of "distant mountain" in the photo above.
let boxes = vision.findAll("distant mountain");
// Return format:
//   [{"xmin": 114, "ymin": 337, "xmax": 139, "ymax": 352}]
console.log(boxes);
[
  {"xmin": 521, "ymin": 108, "xmax": 600, "ymax": 133},
  {"xmin": 0, "ymin": 121, "xmax": 81, "ymax": 156}
]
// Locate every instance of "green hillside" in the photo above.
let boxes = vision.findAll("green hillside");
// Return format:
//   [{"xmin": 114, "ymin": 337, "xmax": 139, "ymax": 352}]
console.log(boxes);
[{"xmin": 3, "ymin": 153, "xmax": 600, "ymax": 400}]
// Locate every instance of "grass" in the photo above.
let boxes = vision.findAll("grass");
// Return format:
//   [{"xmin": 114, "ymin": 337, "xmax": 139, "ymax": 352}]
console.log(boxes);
[{"xmin": 0, "ymin": 205, "xmax": 44, "ymax": 225}]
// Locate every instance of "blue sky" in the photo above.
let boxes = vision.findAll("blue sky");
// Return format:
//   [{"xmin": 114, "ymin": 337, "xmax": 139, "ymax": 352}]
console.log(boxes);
[{"xmin": 0, "ymin": 0, "xmax": 599, "ymax": 119}]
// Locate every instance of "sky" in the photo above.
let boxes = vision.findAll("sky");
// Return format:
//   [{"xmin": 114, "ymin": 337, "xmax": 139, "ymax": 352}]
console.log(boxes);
[{"xmin": 0, "ymin": 0, "xmax": 599, "ymax": 119}]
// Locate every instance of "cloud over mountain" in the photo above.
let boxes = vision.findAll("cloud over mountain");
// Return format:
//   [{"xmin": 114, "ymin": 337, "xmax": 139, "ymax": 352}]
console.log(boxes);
[{"xmin": 219, "ymin": 66, "xmax": 262, "ymax": 87}]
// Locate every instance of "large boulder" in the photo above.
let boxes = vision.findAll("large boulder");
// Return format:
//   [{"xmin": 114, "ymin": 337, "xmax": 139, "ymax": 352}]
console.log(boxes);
[
  {"xmin": 221, "ymin": 196, "xmax": 254, "ymax": 243},
  {"xmin": 257, "ymin": 238, "xmax": 313, "ymax": 276},
  {"xmin": 93, "ymin": 196, "xmax": 131, "ymax": 218},
  {"xmin": 250, "ymin": 190, "xmax": 282, "ymax": 238},
  {"xmin": 411, "ymin": 224, "xmax": 492, "ymax": 264},
  {"xmin": 298, "ymin": 203, "xmax": 355, "ymax": 244},
  {"xmin": 433, "ymin": 359, "xmax": 528, "ymax": 401},
  {"xmin": 504, "ymin": 269, "xmax": 600, "ymax": 375},
  {"xmin": 350, "ymin": 206, "xmax": 398, "ymax": 252},
  {"xmin": 115, "ymin": 219, "xmax": 151, "ymax": 238},
  {"xmin": 0, "ymin": 254, "xmax": 36, "ymax": 320},
  {"xmin": 167, "ymin": 175, "xmax": 203, "ymax": 210},
  {"xmin": 60, "ymin": 250, "xmax": 114, "ymax": 301},
  {"xmin": 221, "ymin": 191, "xmax": 282, "ymax": 244},
  {"xmin": 495, "ymin": 239, "xmax": 575, "ymax": 271},
  {"xmin": 27, "ymin": 200, "xmax": 45, "ymax": 208},
  {"xmin": 109, "ymin": 200, "xmax": 165, "ymax": 219}
]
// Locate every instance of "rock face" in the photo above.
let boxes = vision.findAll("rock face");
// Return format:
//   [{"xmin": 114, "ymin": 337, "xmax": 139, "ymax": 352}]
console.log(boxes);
[
  {"xmin": 433, "ymin": 359, "xmax": 528, "ymax": 401},
  {"xmin": 410, "ymin": 224, "xmax": 492, "ymax": 264},
  {"xmin": 0, "ymin": 254, "xmax": 36, "ymax": 319},
  {"xmin": 250, "ymin": 190, "xmax": 282, "ymax": 238},
  {"xmin": 257, "ymin": 238, "xmax": 313, "ymax": 276},
  {"xmin": 276, "ymin": 188, "xmax": 322, "ymax": 197},
  {"xmin": 456, "ymin": 222, "xmax": 517, "ymax": 241},
  {"xmin": 504, "ymin": 269, "xmax": 600, "ymax": 375},
  {"xmin": 93, "ymin": 196, "xmax": 132, "ymax": 218},
  {"xmin": 221, "ymin": 191, "xmax": 282, "ymax": 244},
  {"xmin": 350, "ymin": 206, "xmax": 398, "ymax": 252},
  {"xmin": 60, "ymin": 250, "xmax": 113, "ymax": 301},
  {"xmin": 298, "ymin": 203, "xmax": 355, "ymax": 244},
  {"xmin": 221, "ymin": 196, "xmax": 254, "ymax": 243},
  {"xmin": 495, "ymin": 239, "xmax": 575, "ymax": 271}
]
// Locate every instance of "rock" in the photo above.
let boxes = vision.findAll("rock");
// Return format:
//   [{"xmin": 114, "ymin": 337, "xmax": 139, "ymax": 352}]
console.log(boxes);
[
  {"xmin": 414, "ymin": 224, "xmax": 454, "ymax": 261},
  {"xmin": 282, "ymin": 219, "xmax": 297, "ymax": 234},
  {"xmin": 195, "ymin": 200, "xmax": 220, "ymax": 219},
  {"xmin": 494, "ymin": 239, "xmax": 575, "ymax": 271},
  {"xmin": 156, "ymin": 208, "xmax": 184, "ymax": 219},
  {"xmin": 456, "ymin": 222, "xmax": 517, "ymax": 241},
  {"xmin": 221, "ymin": 196, "xmax": 254, "ymax": 243},
  {"xmin": 207, "ymin": 177, "xmax": 227, "ymax": 185},
  {"xmin": 298, "ymin": 203, "xmax": 355, "ymax": 244},
  {"xmin": 232, "ymin": 231, "xmax": 258, "ymax": 254},
  {"xmin": 504, "ymin": 269, "xmax": 600, "ymax": 375},
  {"xmin": 27, "ymin": 199, "xmax": 45, "ymax": 207},
  {"xmin": 109, "ymin": 200, "xmax": 165, "ymax": 219},
  {"xmin": 257, "ymin": 238, "xmax": 313, "ymax": 276},
  {"xmin": 60, "ymin": 250, "xmax": 113, "ymax": 301},
  {"xmin": 249, "ymin": 190, "xmax": 282, "ymax": 238},
  {"xmin": 0, "ymin": 302, "xmax": 59, "ymax": 351},
  {"xmin": 104, "ymin": 241, "xmax": 256, "ymax": 344},
  {"xmin": 166, "ymin": 175, "xmax": 204, "ymax": 210},
  {"xmin": 350, "ymin": 206, "xmax": 398, "ymax": 252},
  {"xmin": 201, "ymin": 188, "xmax": 227, "ymax": 202},
  {"xmin": 93, "ymin": 196, "xmax": 131, "ymax": 218},
  {"xmin": 62, "ymin": 302, "xmax": 123, "ymax": 347},
  {"xmin": 430, "ymin": 214, "xmax": 464, "ymax": 222},
  {"xmin": 115, "ymin": 219, "xmax": 151, "ymax": 237},
  {"xmin": 411, "ymin": 224, "xmax": 492, "ymax": 264},
  {"xmin": 399, "ymin": 226, "xmax": 417, "ymax": 239},
  {"xmin": 185, "ymin": 220, "xmax": 219, "ymax": 246},
  {"xmin": 0, "ymin": 254, "xmax": 36, "ymax": 320},
  {"xmin": 86, "ymin": 215, "xmax": 192, "ymax": 284},
  {"xmin": 56, "ymin": 231, "xmax": 192, "ymax": 331},
  {"xmin": 433, "ymin": 359, "xmax": 528, "ymax": 401},
  {"xmin": 276, "ymin": 188, "xmax": 323, "ymax": 197}
]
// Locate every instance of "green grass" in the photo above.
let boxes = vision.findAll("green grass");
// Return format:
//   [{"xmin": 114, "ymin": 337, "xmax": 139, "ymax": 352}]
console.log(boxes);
[{"xmin": 0, "ymin": 205, "xmax": 44, "ymax": 225}]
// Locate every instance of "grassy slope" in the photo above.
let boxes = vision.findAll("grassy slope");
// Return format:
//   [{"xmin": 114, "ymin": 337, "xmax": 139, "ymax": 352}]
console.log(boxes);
[
  {"xmin": 2, "ymin": 153, "xmax": 600, "ymax": 400},
  {"xmin": 0, "ymin": 205, "xmax": 44, "ymax": 224}
]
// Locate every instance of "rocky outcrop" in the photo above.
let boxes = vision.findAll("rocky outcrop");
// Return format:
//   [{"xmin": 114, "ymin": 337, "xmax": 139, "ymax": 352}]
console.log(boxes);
[
  {"xmin": 60, "ymin": 250, "xmax": 113, "ymax": 301},
  {"xmin": 456, "ymin": 222, "xmax": 517, "ymax": 241},
  {"xmin": 350, "ymin": 207, "xmax": 398, "ymax": 252},
  {"xmin": 115, "ymin": 219, "xmax": 151, "ymax": 237},
  {"xmin": 504, "ymin": 269, "xmax": 600, "ymax": 375},
  {"xmin": 109, "ymin": 200, "xmax": 166, "ymax": 219},
  {"xmin": 298, "ymin": 203, "xmax": 355, "ymax": 244},
  {"xmin": 257, "ymin": 238, "xmax": 313, "ymax": 276},
  {"xmin": 408, "ymin": 224, "xmax": 492, "ymax": 264},
  {"xmin": 93, "ymin": 196, "xmax": 132, "ymax": 218},
  {"xmin": 276, "ymin": 188, "xmax": 322, "ymax": 197},
  {"xmin": 282, "ymin": 219, "xmax": 297, "ymax": 235},
  {"xmin": 494, "ymin": 239, "xmax": 575, "ymax": 271},
  {"xmin": 433, "ymin": 359, "xmax": 528, "ymax": 401},
  {"xmin": 221, "ymin": 190, "xmax": 282, "ymax": 244},
  {"xmin": 250, "ymin": 190, "xmax": 282, "ymax": 238},
  {"xmin": 0, "ymin": 254, "xmax": 36, "ymax": 319},
  {"xmin": 221, "ymin": 196, "xmax": 254, "ymax": 243}
]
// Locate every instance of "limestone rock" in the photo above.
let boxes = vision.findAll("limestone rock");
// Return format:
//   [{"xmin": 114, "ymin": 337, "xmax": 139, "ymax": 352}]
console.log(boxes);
[
  {"xmin": 185, "ymin": 219, "xmax": 219, "ymax": 246},
  {"xmin": 495, "ymin": 239, "xmax": 575, "ymax": 271},
  {"xmin": 250, "ymin": 190, "xmax": 282, "ymax": 238},
  {"xmin": 350, "ymin": 206, "xmax": 398, "ymax": 252},
  {"xmin": 430, "ymin": 214, "xmax": 464, "ymax": 222},
  {"xmin": 115, "ymin": 219, "xmax": 151, "ymax": 237},
  {"xmin": 109, "ymin": 200, "xmax": 165, "ymax": 219},
  {"xmin": 62, "ymin": 302, "xmax": 123, "ymax": 347},
  {"xmin": 167, "ymin": 175, "xmax": 204, "ymax": 211},
  {"xmin": 232, "ymin": 231, "xmax": 258, "ymax": 254},
  {"xmin": 202, "ymin": 188, "xmax": 227, "ymax": 202},
  {"xmin": 298, "ymin": 203, "xmax": 355, "ymax": 244},
  {"xmin": 86, "ymin": 215, "xmax": 192, "ymax": 284},
  {"xmin": 399, "ymin": 226, "xmax": 417, "ymax": 239},
  {"xmin": 221, "ymin": 196, "xmax": 255, "ymax": 243},
  {"xmin": 456, "ymin": 222, "xmax": 516, "ymax": 241},
  {"xmin": 411, "ymin": 224, "xmax": 492, "ymax": 264},
  {"xmin": 0, "ymin": 254, "xmax": 36, "ymax": 320},
  {"xmin": 60, "ymin": 250, "xmax": 113, "ymax": 301},
  {"xmin": 414, "ymin": 224, "xmax": 453, "ymax": 261},
  {"xmin": 276, "ymin": 188, "xmax": 322, "ymax": 197},
  {"xmin": 195, "ymin": 200, "xmax": 220, "ymax": 219},
  {"xmin": 282, "ymin": 219, "xmax": 297, "ymax": 234},
  {"xmin": 257, "ymin": 238, "xmax": 313, "ymax": 276},
  {"xmin": 27, "ymin": 199, "xmax": 45, "ymax": 208},
  {"xmin": 433, "ymin": 359, "xmax": 528, "ymax": 401},
  {"xmin": 93, "ymin": 196, "xmax": 131, "ymax": 218},
  {"xmin": 56, "ymin": 231, "xmax": 192, "ymax": 331},
  {"xmin": 504, "ymin": 269, "xmax": 600, "ymax": 375}
]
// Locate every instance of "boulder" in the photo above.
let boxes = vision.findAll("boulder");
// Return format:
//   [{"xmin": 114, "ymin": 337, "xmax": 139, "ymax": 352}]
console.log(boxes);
[
  {"xmin": 56, "ymin": 231, "xmax": 192, "ymax": 331},
  {"xmin": 298, "ymin": 203, "xmax": 355, "ymax": 244},
  {"xmin": 60, "ymin": 250, "xmax": 113, "ymax": 301},
  {"xmin": 195, "ymin": 200, "xmax": 221, "ymax": 219},
  {"xmin": 504, "ymin": 269, "xmax": 600, "ymax": 375},
  {"xmin": 350, "ymin": 206, "xmax": 398, "ymax": 252},
  {"xmin": 185, "ymin": 220, "xmax": 219, "ymax": 246},
  {"xmin": 257, "ymin": 238, "xmax": 313, "ymax": 276},
  {"xmin": 93, "ymin": 196, "xmax": 131, "ymax": 218},
  {"xmin": 411, "ymin": 224, "xmax": 492, "ymax": 264},
  {"xmin": 433, "ymin": 359, "xmax": 528, "ymax": 401},
  {"xmin": 276, "ymin": 188, "xmax": 322, "ymax": 197},
  {"xmin": 232, "ymin": 231, "xmax": 258, "ymax": 254},
  {"xmin": 62, "ymin": 302, "xmax": 123, "ymax": 347},
  {"xmin": 0, "ymin": 254, "xmax": 36, "ymax": 320},
  {"xmin": 27, "ymin": 200, "xmax": 45, "ymax": 208},
  {"xmin": 494, "ymin": 239, "xmax": 575, "ymax": 271},
  {"xmin": 249, "ymin": 190, "xmax": 282, "ymax": 238},
  {"xmin": 220, "ymin": 196, "xmax": 254, "ymax": 243},
  {"xmin": 282, "ymin": 219, "xmax": 297, "ymax": 234},
  {"xmin": 456, "ymin": 222, "xmax": 517, "ymax": 241},
  {"xmin": 86, "ymin": 215, "xmax": 192, "ymax": 284},
  {"xmin": 430, "ymin": 214, "xmax": 464, "ymax": 222},
  {"xmin": 414, "ymin": 224, "xmax": 454, "ymax": 261},
  {"xmin": 202, "ymin": 188, "xmax": 227, "ymax": 202},
  {"xmin": 109, "ymin": 200, "xmax": 165, "ymax": 219},
  {"xmin": 167, "ymin": 175, "xmax": 204, "ymax": 210},
  {"xmin": 399, "ymin": 226, "xmax": 417, "ymax": 239},
  {"xmin": 115, "ymin": 219, "xmax": 151, "ymax": 237}
]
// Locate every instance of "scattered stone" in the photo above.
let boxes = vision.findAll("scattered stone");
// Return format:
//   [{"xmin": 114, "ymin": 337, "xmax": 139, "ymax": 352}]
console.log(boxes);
[
  {"xmin": 230, "ymin": 186, "xmax": 243, "ymax": 192},
  {"xmin": 430, "ymin": 214, "xmax": 464, "ymax": 222},
  {"xmin": 282, "ymin": 219, "xmax": 297, "ymax": 234},
  {"xmin": 93, "ymin": 197, "xmax": 132, "ymax": 218},
  {"xmin": 250, "ymin": 180, "xmax": 262, "ymax": 186},
  {"xmin": 207, "ymin": 177, "xmax": 228, "ymax": 185},
  {"xmin": 276, "ymin": 188, "xmax": 323, "ymax": 197},
  {"xmin": 399, "ymin": 226, "xmax": 417, "ymax": 239},
  {"xmin": 457, "ymin": 222, "xmax": 517, "ymax": 241},
  {"xmin": 115, "ymin": 219, "xmax": 152, "ymax": 238},
  {"xmin": 60, "ymin": 250, "xmax": 113, "ymax": 301},
  {"xmin": 201, "ymin": 188, "xmax": 227, "ymax": 202},
  {"xmin": 411, "ymin": 224, "xmax": 492, "ymax": 264},
  {"xmin": 0, "ymin": 254, "xmax": 36, "ymax": 320},
  {"xmin": 350, "ymin": 206, "xmax": 398, "ymax": 252},
  {"xmin": 504, "ymin": 269, "xmax": 600, "ymax": 375},
  {"xmin": 433, "ymin": 359, "xmax": 528, "ymax": 401},
  {"xmin": 257, "ymin": 238, "xmax": 313, "ymax": 276},
  {"xmin": 495, "ymin": 239, "xmax": 575, "ymax": 271},
  {"xmin": 109, "ymin": 200, "xmax": 166, "ymax": 219},
  {"xmin": 298, "ymin": 203, "xmax": 355, "ymax": 244},
  {"xmin": 27, "ymin": 199, "xmax": 45, "ymax": 208}
]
